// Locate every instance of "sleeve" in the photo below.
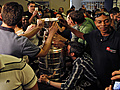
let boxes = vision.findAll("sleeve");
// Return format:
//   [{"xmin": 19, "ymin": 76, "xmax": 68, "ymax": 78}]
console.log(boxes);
[
  {"xmin": 78, "ymin": 24, "xmax": 94, "ymax": 45},
  {"xmin": 61, "ymin": 62, "xmax": 83, "ymax": 89},
  {"xmin": 22, "ymin": 37, "xmax": 41, "ymax": 58},
  {"xmin": 20, "ymin": 63, "xmax": 37, "ymax": 89},
  {"xmin": 83, "ymin": 32, "xmax": 93, "ymax": 46}
]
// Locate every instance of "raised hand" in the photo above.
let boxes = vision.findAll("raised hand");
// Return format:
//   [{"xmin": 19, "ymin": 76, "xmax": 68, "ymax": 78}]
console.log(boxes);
[
  {"xmin": 33, "ymin": 10, "xmax": 38, "ymax": 17},
  {"xmin": 37, "ymin": 19, "xmax": 44, "ymax": 29},
  {"xmin": 111, "ymin": 70, "xmax": 120, "ymax": 80},
  {"xmin": 59, "ymin": 18, "xmax": 70, "ymax": 28},
  {"xmin": 25, "ymin": 24, "xmax": 36, "ymax": 33},
  {"xmin": 39, "ymin": 74, "xmax": 49, "ymax": 84},
  {"xmin": 49, "ymin": 22, "xmax": 58, "ymax": 35}
]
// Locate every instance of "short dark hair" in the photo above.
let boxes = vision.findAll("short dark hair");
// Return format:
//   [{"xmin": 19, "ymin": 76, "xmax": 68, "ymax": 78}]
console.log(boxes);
[
  {"xmin": 69, "ymin": 10, "xmax": 85, "ymax": 24},
  {"xmin": 101, "ymin": 8, "xmax": 108, "ymax": 12},
  {"xmin": 68, "ymin": 41, "xmax": 85, "ymax": 57},
  {"xmin": 1, "ymin": 2, "xmax": 23, "ymax": 26},
  {"xmin": 86, "ymin": 10, "xmax": 91, "ymax": 15},
  {"xmin": 59, "ymin": 7, "xmax": 64, "ymax": 11},
  {"xmin": 27, "ymin": 1, "xmax": 35, "ymax": 6},
  {"xmin": 56, "ymin": 13, "xmax": 63, "ymax": 18},
  {"xmin": 17, "ymin": 21, "xmax": 22, "ymax": 28},
  {"xmin": 79, "ymin": 8, "xmax": 86, "ymax": 13},
  {"xmin": 109, "ymin": 8, "xmax": 119, "ymax": 15}
]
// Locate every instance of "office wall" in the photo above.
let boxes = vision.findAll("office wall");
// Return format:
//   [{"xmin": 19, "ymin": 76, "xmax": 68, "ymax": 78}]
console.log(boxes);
[
  {"xmin": 0, "ymin": 0, "xmax": 70, "ymax": 13},
  {"xmin": 49, "ymin": 0, "xmax": 70, "ymax": 13},
  {"xmin": 72, "ymin": 0, "xmax": 81, "ymax": 10},
  {"xmin": 0, "ymin": 0, "xmax": 28, "ymax": 11}
]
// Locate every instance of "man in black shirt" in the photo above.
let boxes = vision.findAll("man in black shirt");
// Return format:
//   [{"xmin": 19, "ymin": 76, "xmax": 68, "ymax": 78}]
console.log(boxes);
[
  {"xmin": 58, "ymin": 11, "xmax": 120, "ymax": 89},
  {"xmin": 23, "ymin": 1, "xmax": 41, "ymax": 24}
]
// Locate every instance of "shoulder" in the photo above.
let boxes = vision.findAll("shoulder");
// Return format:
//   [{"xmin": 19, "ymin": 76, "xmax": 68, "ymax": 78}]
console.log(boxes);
[
  {"xmin": 23, "ymin": 11, "xmax": 31, "ymax": 16},
  {"xmin": 14, "ymin": 35, "xmax": 30, "ymax": 45},
  {"xmin": 84, "ymin": 29, "xmax": 98, "ymax": 37},
  {"xmin": 0, "ymin": 54, "xmax": 26, "ymax": 71}
]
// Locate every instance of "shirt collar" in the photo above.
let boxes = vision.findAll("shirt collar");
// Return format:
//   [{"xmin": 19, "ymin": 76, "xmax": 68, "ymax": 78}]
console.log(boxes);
[
  {"xmin": 0, "ymin": 26, "xmax": 15, "ymax": 32},
  {"xmin": 0, "ymin": 55, "xmax": 5, "ymax": 69},
  {"xmin": 72, "ymin": 57, "xmax": 80, "ymax": 65}
]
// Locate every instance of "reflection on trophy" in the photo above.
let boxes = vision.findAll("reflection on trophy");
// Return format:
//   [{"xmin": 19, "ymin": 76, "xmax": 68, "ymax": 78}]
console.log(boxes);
[{"xmin": 38, "ymin": 18, "xmax": 65, "ymax": 81}]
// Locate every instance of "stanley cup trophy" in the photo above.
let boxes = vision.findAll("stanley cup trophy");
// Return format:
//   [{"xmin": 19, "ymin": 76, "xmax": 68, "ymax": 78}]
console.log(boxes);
[{"xmin": 38, "ymin": 18, "xmax": 65, "ymax": 81}]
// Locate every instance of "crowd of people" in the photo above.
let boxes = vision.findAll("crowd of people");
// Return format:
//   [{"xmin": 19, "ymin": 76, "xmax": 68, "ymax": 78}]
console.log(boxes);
[{"xmin": 0, "ymin": 1, "xmax": 120, "ymax": 90}]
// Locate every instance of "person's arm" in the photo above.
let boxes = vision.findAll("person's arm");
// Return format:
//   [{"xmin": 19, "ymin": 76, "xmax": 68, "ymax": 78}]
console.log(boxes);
[
  {"xmin": 29, "ymin": 11, "xmax": 38, "ymax": 24},
  {"xmin": 39, "ymin": 61, "xmax": 83, "ymax": 89},
  {"xmin": 36, "ymin": 22, "xmax": 58, "ymax": 57},
  {"xmin": 49, "ymin": 81, "xmax": 61, "ymax": 89},
  {"xmin": 67, "ymin": 25, "xmax": 85, "ymax": 40},
  {"xmin": 57, "ymin": 22, "xmax": 66, "ymax": 32},
  {"xmin": 39, "ymin": 75, "xmax": 62, "ymax": 89},
  {"xmin": 53, "ymin": 33, "xmax": 69, "ymax": 42},
  {"xmin": 21, "ymin": 20, "xmax": 44, "ymax": 39},
  {"xmin": 59, "ymin": 18, "xmax": 85, "ymax": 40}
]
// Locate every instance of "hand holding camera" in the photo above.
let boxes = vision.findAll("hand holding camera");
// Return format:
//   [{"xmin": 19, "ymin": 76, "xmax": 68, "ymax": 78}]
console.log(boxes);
[{"xmin": 105, "ymin": 70, "xmax": 120, "ymax": 90}]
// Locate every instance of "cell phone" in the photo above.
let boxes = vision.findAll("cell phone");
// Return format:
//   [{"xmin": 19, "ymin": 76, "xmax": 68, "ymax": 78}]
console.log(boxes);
[
  {"xmin": 35, "ymin": 7, "xmax": 38, "ymax": 11},
  {"xmin": 113, "ymin": 80, "xmax": 120, "ymax": 90}
]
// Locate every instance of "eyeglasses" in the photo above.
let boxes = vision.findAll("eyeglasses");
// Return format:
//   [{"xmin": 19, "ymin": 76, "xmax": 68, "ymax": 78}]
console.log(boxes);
[
  {"xmin": 30, "ymin": 5, "xmax": 35, "ymax": 7},
  {"xmin": 95, "ymin": 12, "xmax": 109, "ymax": 18}
]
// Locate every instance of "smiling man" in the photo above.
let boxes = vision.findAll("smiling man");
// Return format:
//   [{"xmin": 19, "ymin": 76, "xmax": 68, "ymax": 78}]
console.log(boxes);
[{"xmin": 58, "ymin": 11, "xmax": 120, "ymax": 89}]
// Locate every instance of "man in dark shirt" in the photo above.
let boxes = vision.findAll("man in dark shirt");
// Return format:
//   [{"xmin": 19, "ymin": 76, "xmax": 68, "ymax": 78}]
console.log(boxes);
[
  {"xmin": 58, "ymin": 11, "xmax": 120, "ymax": 89},
  {"xmin": 23, "ymin": 1, "xmax": 41, "ymax": 24}
]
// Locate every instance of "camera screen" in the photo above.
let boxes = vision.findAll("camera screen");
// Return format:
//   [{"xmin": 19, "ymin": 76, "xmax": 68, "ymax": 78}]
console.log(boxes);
[{"xmin": 113, "ymin": 81, "xmax": 120, "ymax": 90}]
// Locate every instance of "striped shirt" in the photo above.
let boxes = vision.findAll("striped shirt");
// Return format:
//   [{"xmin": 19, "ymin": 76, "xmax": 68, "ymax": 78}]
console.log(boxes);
[
  {"xmin": 61, "ymin": 52, "xmax": 97, "ymax": 90},
  {"xmin": 0, "ymin": 54, "xmax": 37, "ymax": 90}
]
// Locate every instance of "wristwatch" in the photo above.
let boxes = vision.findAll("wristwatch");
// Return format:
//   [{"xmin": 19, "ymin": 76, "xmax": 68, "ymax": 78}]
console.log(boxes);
[{"xmin": 46, "ymin": 80, "xmax": 50, "ymax": 85}]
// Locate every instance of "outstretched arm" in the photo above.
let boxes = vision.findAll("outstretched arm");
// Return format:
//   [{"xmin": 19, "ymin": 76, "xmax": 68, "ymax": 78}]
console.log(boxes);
[
  {"xmin": 59, "ymin": 18, "xmax": 85, "ymax": 40},
  {"xmin": 36, "ymin": 22, "xmax": 58, "ymax": 57},
  {"xmin": 22, "ymin": 20, "xmax": 44, "ymax": 39},
  {"xmin": 39, "ymin": 75, "xmax": 61, "ymax": 89}
]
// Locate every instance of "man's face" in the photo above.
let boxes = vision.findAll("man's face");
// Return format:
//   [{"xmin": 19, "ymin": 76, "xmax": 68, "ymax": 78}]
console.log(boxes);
[
  {"xmin": 22, "ymin": 16, "xmax": 29, "ymax": 29},
  {"xmin": 67, "ymin": 45, "xmax": 71, "ymax": 57},
  {"xmin": 94, "ymin": 15, "xmax": 111, "ymax": 34},
  {"xmin": 117, "ymin": 16, "xmax": 120, "ymax": 23},
  {"xmin": 114, "ymin": 13, "xmax": 118, "ymax": 21},
  {"xmin": 59, "ymin": 8, "xmax": 63, "ymax": 13},
  {"xmin": 0, "ymin": 7, "xmax": 2, "ymax": 13},
  {"xmin": 28, "ymin": 3, "xmax": 35, "ymax": 13},
  {"xmin": 67, "ymin": 14, "xmax": 73, "ymax": 26},
  {"xmin": 56, "ymin": 14, "xmax": 62, "ymax": 18},
  {"xmin": 117, "ymin": 13, "xmax": 120, "ymax": 23}
]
